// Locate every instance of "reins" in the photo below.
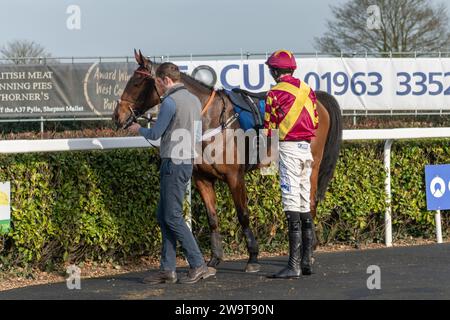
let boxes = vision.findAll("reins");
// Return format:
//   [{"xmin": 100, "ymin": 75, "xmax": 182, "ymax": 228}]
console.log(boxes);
[{"xmin": 201, "ymin": 90, "xmax": 216, "ymax": 116}]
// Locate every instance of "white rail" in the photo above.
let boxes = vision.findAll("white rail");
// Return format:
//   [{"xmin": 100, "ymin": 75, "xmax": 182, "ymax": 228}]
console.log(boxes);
[
  {"xmin": 1, "ymin": 127, "xmax": 449, "ymax": 246},
  {"xmin": 1, "ymin": 128, "xmax": 449, "ymax": 154},
  {"xmin": 343, "ymin": 127, "xmax": 450, "ymax": 140},
  {"xmin": 0, "ymin": 136, "xmax": 154, "ymax": 154}
]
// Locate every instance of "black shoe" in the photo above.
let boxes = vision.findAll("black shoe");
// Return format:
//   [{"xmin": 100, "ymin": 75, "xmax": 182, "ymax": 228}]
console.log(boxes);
[
  {"xmin": 142, "ymin": 270, "xmax": 177, "ymax": 284},
  {"xmin": 269, "ymin": 266, "xmax": 301, "ymax": 279},
  {"xmin": 301, "ymin": 218, "xmax": 314, "ymax": 275},
  {"xmin": 270, "ymin": 215, "xmax": 302, "ymax": 279},
  {"xmin": 178, "ymin": 265, "xmax": 214, "ymax": 284}
]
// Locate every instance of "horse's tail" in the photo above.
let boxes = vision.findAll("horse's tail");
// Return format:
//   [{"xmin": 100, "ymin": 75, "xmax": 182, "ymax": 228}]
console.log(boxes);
[{"xmin": 315, "ymin": 91, "xmax": 343, "ymax": 202}]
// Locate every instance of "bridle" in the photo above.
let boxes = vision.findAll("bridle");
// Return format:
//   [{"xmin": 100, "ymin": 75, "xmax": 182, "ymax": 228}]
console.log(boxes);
[
  {"xmin": 121, "ymin": 67, "xmax": 162, "ymax": 129},
  {"xmin": 121, "ymin": 65, "xmax": 218, "ymax": 129}
]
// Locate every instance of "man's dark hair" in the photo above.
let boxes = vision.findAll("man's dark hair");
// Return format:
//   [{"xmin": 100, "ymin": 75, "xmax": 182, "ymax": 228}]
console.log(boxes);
[
  {"xmin": 270, "ymin": 67, "xmax": 294, "ymax": 80},
  {"xmin": 156, "ymin": 62, "xmax": 181, "ymax": 82}
]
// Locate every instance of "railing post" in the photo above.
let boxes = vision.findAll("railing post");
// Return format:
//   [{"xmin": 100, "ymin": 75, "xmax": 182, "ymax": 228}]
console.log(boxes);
[
  {"xmin": 384, "ymin": 139, "xmax": 394, "ymax": 247},
  {"xmin": 40, "ymin": 116, "xmax": 44, "ymax": 139},
  {"xmin": 435, "ymin": 210, "xmax": 443, "ymax": 244}
]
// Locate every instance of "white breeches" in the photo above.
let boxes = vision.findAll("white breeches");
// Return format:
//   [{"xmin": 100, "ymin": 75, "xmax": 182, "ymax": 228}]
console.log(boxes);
[{"xmin": 278, "ymin": 141, "xmax": 313, "ymax": 213}]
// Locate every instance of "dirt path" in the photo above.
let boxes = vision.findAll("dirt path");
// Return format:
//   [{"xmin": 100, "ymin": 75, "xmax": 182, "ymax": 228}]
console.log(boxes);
[
  {"xmin": 0, "ymin": 239, "xmax": 441, "ymax": 292},
  {"xmin": 1, "ymin": 242, "xmax": 449, "ymax": 300}
]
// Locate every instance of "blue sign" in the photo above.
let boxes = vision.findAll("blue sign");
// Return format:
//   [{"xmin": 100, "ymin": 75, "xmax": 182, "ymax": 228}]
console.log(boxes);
[{"xmin": 425, "ymin": 164, "xmax": 450, "ymax": 211}]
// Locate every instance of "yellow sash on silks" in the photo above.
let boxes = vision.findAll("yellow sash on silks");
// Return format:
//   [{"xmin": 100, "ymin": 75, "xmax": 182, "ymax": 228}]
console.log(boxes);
[{"xmin": 272, "ymin": 81, "xmax": 316, "ymax": 140}]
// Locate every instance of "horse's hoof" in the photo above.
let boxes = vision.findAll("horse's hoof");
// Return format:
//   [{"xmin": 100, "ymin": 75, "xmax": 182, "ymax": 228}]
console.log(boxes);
[{"xmin": 245, "ymin": 263, "xmax": 261, "ymax": 273}]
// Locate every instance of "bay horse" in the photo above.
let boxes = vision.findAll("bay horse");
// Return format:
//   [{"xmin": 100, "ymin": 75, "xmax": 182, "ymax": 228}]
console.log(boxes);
[{"xmin": 113, "ymin": 50, "xmax": 342, "ymax": 273}]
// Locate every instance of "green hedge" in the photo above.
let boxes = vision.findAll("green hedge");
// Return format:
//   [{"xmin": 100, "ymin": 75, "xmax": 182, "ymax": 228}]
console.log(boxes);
[{"xmin": 0, "ymin": 140, "xmax": 449, "ymax": 268}]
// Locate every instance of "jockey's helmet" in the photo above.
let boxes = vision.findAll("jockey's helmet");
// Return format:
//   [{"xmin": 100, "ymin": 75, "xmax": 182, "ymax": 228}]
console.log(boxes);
[{"xmin": 265, "ymin": 50, "xmax": 297, "ymax": 70}]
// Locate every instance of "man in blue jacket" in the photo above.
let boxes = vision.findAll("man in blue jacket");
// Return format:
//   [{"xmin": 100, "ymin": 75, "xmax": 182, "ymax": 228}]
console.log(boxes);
[{"xmin": 128, "ymin": 62, "xmax": 211, "ymax": 285}]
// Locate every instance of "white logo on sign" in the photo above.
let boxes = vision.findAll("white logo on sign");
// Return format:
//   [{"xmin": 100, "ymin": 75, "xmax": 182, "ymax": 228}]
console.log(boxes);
[
  {"xmin": 83, "ymin": 62, "xmax": 102, "ymax": 116},
  {"xmin": 430, "ymin": 176, "xmax": 446, "ymax": 198}
]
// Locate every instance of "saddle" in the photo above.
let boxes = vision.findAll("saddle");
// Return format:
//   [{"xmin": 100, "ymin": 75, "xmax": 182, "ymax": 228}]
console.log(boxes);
[{"xmin": 225, "ymin": 88, "xmax": 267, "ymax": 131}]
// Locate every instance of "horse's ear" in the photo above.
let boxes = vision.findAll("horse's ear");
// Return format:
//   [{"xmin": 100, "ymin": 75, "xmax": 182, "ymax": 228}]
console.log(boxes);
[
  {"xmin": 134, "ymin": 49, "xmax": 142, "ymax": 65},
  {"xmin": 139, "ymin": 50, "xmax": 152, "ymax": 69}
]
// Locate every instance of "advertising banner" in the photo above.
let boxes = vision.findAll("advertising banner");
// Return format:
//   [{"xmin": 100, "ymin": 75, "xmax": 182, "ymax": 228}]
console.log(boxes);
[{"xmin": 1, "ymin": 58, "xmax": 449, "ymax": 118}]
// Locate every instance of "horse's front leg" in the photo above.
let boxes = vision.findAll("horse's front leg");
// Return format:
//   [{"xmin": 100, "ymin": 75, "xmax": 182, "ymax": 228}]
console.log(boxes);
[
  {"xmin": 226, "ymin": 172, "xmax": 260, "ymax": 273},
  {"xmin": 194, "ymin": 175, "xmax": 223, "ymax": 271}
]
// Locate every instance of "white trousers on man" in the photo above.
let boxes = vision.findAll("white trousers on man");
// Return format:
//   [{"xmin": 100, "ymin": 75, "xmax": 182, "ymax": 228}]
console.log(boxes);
[{"xmin": 278, "ymin": 141, "xmax": 313, "ymax": 213}]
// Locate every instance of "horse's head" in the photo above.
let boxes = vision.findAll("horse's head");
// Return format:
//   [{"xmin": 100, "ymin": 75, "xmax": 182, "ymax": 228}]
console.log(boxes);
[{"xmin": 113, "ymin": 49, "xmax": 161, "ymax": 129}]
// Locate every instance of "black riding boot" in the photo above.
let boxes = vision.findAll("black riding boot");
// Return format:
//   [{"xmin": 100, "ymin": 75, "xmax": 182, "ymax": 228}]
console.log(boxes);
[
  {"xmin": 270, "ymin": 212, "xmax": 301, "ymax": 279},
  {"xmin": 301, "ymin": 217, "xmax": 314, "ymax": 275}
]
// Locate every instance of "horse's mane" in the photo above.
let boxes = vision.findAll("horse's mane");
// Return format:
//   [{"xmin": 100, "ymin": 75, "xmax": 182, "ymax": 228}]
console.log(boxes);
[{"xmin": 149, "ymin": 61, "xmax": 220, "ymax": 92}]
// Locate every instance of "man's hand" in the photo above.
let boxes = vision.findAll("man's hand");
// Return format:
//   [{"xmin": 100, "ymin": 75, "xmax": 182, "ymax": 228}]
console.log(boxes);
[{"xmin": 128, "ymin": 122, "xmax": 141, "ymax": 134}]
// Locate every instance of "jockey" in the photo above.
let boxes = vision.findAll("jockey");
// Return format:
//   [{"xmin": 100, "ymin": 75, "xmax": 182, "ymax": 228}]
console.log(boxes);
[{"xmin": 264, "ymin": 50, "xmax": 319, "ymax": 279}]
